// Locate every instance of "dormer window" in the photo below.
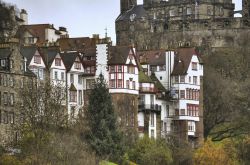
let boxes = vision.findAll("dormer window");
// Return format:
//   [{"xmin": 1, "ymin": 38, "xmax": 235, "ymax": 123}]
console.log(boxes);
[
  {"xmin": 74, "ymin": 62, "xmax": 81, "ymax": 70},
  {"xmin": 34, "ymin": 55, "xmax": 41, "ymax": 64},
  {"xmin": 55, "ymin": 58, "xmax": 61, "ymax": 66}
]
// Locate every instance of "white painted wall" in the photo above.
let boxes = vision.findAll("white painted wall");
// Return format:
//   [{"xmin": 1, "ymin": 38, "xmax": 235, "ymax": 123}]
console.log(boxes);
[
  {"xmin": 45, "ymin": 28, "xmax": 60, "ymax": 43},
  {"xmin": 96, "ymin": 44, "xmax": 108, "ymax": 80}
]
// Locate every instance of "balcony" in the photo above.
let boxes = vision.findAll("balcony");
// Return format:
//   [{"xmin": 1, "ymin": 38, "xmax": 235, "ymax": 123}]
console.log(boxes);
[
  {"xmin": 172, "ymin": 114, "xmax": 199, "ymax": 122},
  {"xmin": 138, "ymin": 104, "xmax": 161, "ymax": 112},
  {"xmin": 139, "ymin": 87, "xmax": 156, "ymax": 93}
]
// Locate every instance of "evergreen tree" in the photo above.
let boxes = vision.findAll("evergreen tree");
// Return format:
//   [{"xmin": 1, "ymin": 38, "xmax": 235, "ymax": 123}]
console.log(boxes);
[{"xmin": 85, "ymin": 74, "xmax": 124, "ymax": 162}]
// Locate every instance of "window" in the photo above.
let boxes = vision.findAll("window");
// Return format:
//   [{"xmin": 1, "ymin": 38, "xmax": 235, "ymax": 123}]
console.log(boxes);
[
  {"xmin": 180, "ymin": 109, "xmax": 185, "ymax": 115},
  {"xmin": 10, "ymin": 93, "xmax": 14, "ymax": 106},
  {"xmin": 28, "ymin": 37, "xmax": 34, "ymax": 44},
  {"xmin": 132, "ymin": 81, "xmax": 135, "ymax": 90},
  {"xmin": 192, "ymin": 62, "xmax": 198, "ymax": 70},
  {"xmin": 1, "ymin": 59, "xmax": 6, "ymax": 67},
  {"xmin": 3, "ymin": 111, "xmax": 8, "ymax": 124},
  {"xmin": 151, "ymin": 129, "xmax": 154, "ymax": 138},
  {"xmin": 78, "ymin": 75, "xmax": 82, "ymax": 84},
  {"xmin": 86, "ymin": 79, "xmax": 95, "ymax": 89},
  {"xmin": 38, "ymin": 69, "xmax": 43, "ymax": 80},
  {"xmin": 174, "ymin": 76, "xmax": 179, "ymax": 83},
  {"xmin": 187, "ymin": 7, "xmax": 192, "ymax": 15},
  {"xmin": 188, "ymin": 121, "xmax": 195, "ymax": 132},
  {"xmin": 139, "ymin": 95, "xmax": 145, "ymax": 105},
  {"xmin": 178, "ymin": 7, "xmax": 183, "ymax": 15},
  {"xmin": 189, "ymin": 76, "xmax": 191, "ymax": 83},
  {"xmin": 55, "ymin": 58, "xmax": 61, "ymax": 66},
  {"xmin": 128, "ymin": 66, "xmax": 135, "ymax": 74},
  {"xmin": 110, "ymin": 66, "xmax": 115, "ymax": 73},
  {"xmin": 118, "ymin": 66, "xmax": 122, "ymax": 72},
  {"xmin": 0, "ymin": 91, "xmax": 1, "ymax": 105},
  {"xmin": 126, "ymin": 80, "xmax": 130, "ymax": 89},
  {"xmin": 193, "ymin": 76, "xmax": 197, "ymax": 85},
  {"xmin": 61, "ymin": 72, "xmax": 65, "ymax": 81},
  {"xmin": 180, "ymin": 90, "xmax": 185, "ymax": 99},
  {"xmin": 69, "ymin": 91, "xmax": 77, "ymax": 102},
  {"xmin": 85, "ymin": 67, "xmax": 90, "ymax": 73},
  {"xmin": 150, "ymin": 113, "xmax": 154, "ymax": 126},
  {"xmin": 10, "ymin": 60, "xmax": 13, "ymax": 69},
  {"xmin": 9, "ymin": 112, "xmax": 14, "ymax": 124},
  {"xmin": 3, "ymin": 92, "xmax": 8, "ymax": 105},
  {"xmin": 9, "ymin": 76, "xmax": 14, "ymax": 87},
  {"xmin": 54, "ymin": 71, "xmax": 58, "ymax": 80},
  {"xmin": 169, "ymin": 9, "xmax": 175, "ymax": 17},
  {"xmin": 91, "ymin": 66, "xmax": 95, "ymax": 73},
  {"xmin": 207, "ymin": 6, "xmax": 212, "ymax": 16},
  {"xmin": 166, "ymin": 105, "xmax": 169, "ymax": 117},
  {"xmin": 109, "ymin": 80, "xmax": 115, "ymax": 88},
  {"xmin": 150, "ymin": 66, "xmax": 157, "ymax": 72},
  {"xmin": 70, "ymin": 74, "xmax": 74, "ymax": 83},
  {"xmin": 180, "ymin": 76, "xmax": 185, "ymax": 83},
  {"xmin": 78, "ymin": 90, "xmax": 82, "ymax": 105},
  {"xmin": 34, "ymin": 55, "xmax": 41, "ymax": 64},
  {"xmin": 74, "ymin": 62, "xmax": 81, "ymax": 70},
  {"xmin": 118, "ymin": 79, "xmax": 122, "ymax": 88},
  {"xmin": 21, "ymin": 77, "xmax": 25, "ymax": 88},
  {"xmin": 187, "ymin": 104, "xmax": 199, "ymax": 117}
]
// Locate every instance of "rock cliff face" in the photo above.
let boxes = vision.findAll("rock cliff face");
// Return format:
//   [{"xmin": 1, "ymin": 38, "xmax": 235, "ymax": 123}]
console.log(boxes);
[{"xmin": 116, "ymin": 0, "xmax": 250, "ymax": 51}]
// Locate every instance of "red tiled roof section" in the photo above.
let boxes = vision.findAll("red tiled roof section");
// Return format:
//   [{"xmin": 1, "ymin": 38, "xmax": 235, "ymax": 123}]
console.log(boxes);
[
  {"xmin": 172, "ymin": 47, "xmax": 199, "ymax": 75},
  {"xmin": 57, "ymin": 37, "xmax": 96, "ymax": 52},
  {"xmin": 137, "ymin": 50, "xmax": 166, "ymax": 65},
  {"xmin": 21, "ymin": 24, "xmax": 55, "ymax": 44}
]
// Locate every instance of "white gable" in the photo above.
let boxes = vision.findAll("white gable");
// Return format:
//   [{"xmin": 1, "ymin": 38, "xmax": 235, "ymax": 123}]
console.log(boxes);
[
  {"xmin": 51, "ymin": 53, "xmax": 66, "ymax": 70},
  {"xmin": 125, "ymin": 49, "xmax": 137, "ymax": 65},
  {"xmin": 29, "ymin": 50, "xmax": 46, "ymax": 68}
]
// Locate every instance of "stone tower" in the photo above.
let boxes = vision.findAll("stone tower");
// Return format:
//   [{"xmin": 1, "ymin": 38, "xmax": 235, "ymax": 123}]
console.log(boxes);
[
  {"xmin": 115, "ymin": 0, "xmax": 250, "ymax": 51},
  {"xmin": 243, "ymin": 0, "xmax": 250, "ymax": 17},
  {"xmin": 120, "ymin": 0, "xmax": 137, "ymax": 14}
]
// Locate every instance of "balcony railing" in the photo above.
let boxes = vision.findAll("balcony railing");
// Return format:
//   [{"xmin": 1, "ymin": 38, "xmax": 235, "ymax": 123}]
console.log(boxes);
[
  {"xmin": 139, "ymin": 87, "xmax": 156, "ymax": 93},
  {"xmin": 138, "ymin": 104, "xmax": 161, "ymax": 112}
]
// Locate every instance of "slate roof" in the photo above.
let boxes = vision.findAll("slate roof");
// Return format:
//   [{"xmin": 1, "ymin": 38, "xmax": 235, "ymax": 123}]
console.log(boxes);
[
  {"xmin": 116, "ymin": 5, "xmax": 147, "ymax": 22},
  {"xmin": 39, "ymin": 47, "xmax": 60, "ymax": 68},
  {"xmin": 57, "ymin": 37, "xmax": 96, "ymax": 52},
  {"xmin": 17, "ymin": 24, "xmax": 56, "ymax": 44},
  {"xmin": 60, "ymin": 52, "xmax": 79, "ymax": 72},
  {"xmin": 139, "ymin": 71, "xmax": 153, "ymax": 83},
  {"xmin": 171, "ymin": 47, "xmax": 201, "ymax": 75},
  {"xmin": 0, "ymin": 48, "xmax": 11, "ymax": 58},
  {"xmin": 137, "ymin": 50, "xmax": 166, "ymax": 65},
  {"xmin": 20, "ymin": 46, "xmax": 37, "ymax": 65},
  {"xmin": 108, "ymin": 46, "xmax": 132, "ymax": 65},
  {"xmin": 150, "ymin": 73, "xmax": 166, "ymax": 92}
]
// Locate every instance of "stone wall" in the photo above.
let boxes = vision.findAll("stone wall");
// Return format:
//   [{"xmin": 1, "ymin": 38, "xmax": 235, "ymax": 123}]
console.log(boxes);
[{"xmin": 111, "ymin": 93, "xmax": 138, "ymax": 139}]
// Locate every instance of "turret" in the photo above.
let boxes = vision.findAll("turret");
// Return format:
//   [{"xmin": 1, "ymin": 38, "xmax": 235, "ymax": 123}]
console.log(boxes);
[
  {"xmin": 120, "ymin": 0, "xmax": 137, "ymax": 14},
  {"xmin": 20, "ymin": 9, "xmax": 28, "ymax": 25}
]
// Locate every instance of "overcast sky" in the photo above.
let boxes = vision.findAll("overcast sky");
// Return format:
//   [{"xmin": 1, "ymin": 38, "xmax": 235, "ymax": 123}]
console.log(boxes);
[{"xmin": 5, "ymin": 0, "xmax": 242, "ymax": 44}]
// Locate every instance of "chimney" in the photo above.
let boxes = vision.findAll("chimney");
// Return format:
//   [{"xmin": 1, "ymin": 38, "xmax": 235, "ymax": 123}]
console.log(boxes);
[{"xmin": 20, "ymin": 9, "xmax": 28, "ymax": 25}]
